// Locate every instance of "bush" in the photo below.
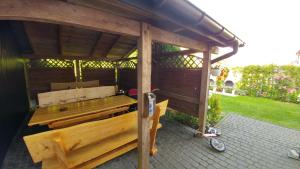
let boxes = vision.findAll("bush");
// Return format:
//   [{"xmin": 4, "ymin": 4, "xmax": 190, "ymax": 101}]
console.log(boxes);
[
  {"xmin": 236, "ymin": 65, "xmax": 300, "ymax": 103},
  {"xmin": 207, "ymin": 95, "xmax": 222, "ymax": 126},
  {"xmin": 165, "ymin": 95, "xmax": 223, "ymax": 128},
  {"xmin": 165, "ymin": 110, "xmax": 198, "ymax": 129}
]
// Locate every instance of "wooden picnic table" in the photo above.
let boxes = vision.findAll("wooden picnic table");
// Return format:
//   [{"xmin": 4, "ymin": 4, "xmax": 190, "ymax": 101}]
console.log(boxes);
[{"xmin": 28, "ymin": 95, "xmax": 137, "ymax": 127}]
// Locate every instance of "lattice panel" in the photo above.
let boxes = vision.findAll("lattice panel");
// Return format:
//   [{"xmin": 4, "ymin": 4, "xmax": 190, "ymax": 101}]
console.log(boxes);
[
  {"xmin": 119, "ymin": 60, "xmax": 137, "ymax": 69},
  {"xmin": 159, "ymin": 55, "xmax": 203, "ymax": 69},
  {"xmin": 81, "ymin": 61, "xmax": 115, "ymax": 69},
  {"xmin": 29, "ymin": 59, "xmax": 74, "ymax": 69}
]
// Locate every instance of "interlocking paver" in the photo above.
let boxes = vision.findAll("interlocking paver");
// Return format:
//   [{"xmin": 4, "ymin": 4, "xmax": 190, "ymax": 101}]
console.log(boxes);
[{"xmin": 2, "ymin": 114, "xmax": 300, "ymax": 169}]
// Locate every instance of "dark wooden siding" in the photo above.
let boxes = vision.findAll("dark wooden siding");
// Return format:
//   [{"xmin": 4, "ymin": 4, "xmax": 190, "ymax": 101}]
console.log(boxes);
[
  {"xmin": 27, "ymin": 68, "xmax": 75, "ymax": 100},
  {"xmin": 82, "ymin": 69, "xmax": 115, "ymax": 86},
  {"xmin": 119, "ymin": 69, "xmax": 137, "ymax": 90},
  {"xmin": 118, "ymin": 65, "xmax": 201, "ymax": 116},
  {"xmin": 156, "ymin": 68, "xmax": 201, "ymax": 117},
  {"xmin": 0, "ymin": 21, "xmax": 28, "ymax": 166}
]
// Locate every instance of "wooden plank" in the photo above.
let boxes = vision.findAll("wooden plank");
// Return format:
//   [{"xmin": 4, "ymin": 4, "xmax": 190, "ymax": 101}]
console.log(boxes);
[
  {"xmin": 57, "ymin": 25, "xmax": 62, "ymax": 55},
  {"xmin": 81, "ymin": 69, "xmax": 115, "ymax": 86},
  {"xmin": 48, "ymin": 106, "xmax": 129, "ymax": 129},
  {"xmin": 0, "ymin": 0, "xmax": 140, "ymax": 36},
  {"xmin": 42, "ymin": 141, "xmax": 137, "ymax": 169},
  {"xmin": 0, "ymin": 0, "xmax": 207, "ymax": 51},
  {"xmin": 24, "ymin": 111, "xmax": 137, "ymax": 163},
  {"xmin": 29, "ymin": 95, "xmax": 136, "ymax": 126},
  {"xmin": 137, "ymin": 22, "xmax": 151, "ymax": 169},
  {"xmin": 122, "ymin": 44, "xmax": 137, "ymax": 58},
  {"xmin": 102, "ymin": 35, "xmax": 120, "ymax": 58},
  {"xmin": 89, "ymin": 32, "xmax": 102, "ymax": 57},
  {"xmin": 198, "ymin": 50, "xmax": 211, "ymax": 135},
  {"xmin": 150, "ymin": 107, "xmax": 160, "ymax": 155},
  {"xmin": 41, "ymin": 101, "xmax": 167, "ymax": 169},
  {"xmin": 158, "ymin": 90, "xmax": 198, "ymax": 104},
  {"xmin": 25, "ymin": 101, "xmax": 168, "ymax": 167},
  {"xmin": 38, "ymin": 86, "xmax": 116, "ymax": 108},
  {"xmin": 51, "ymin": 138, "xmax": 69, "ymax": 168},
  {"xmin": 154, "ymin": 49, "xmax": 197, "ymax": 57},
  {"xmin": 151, "ymin": 26, "xmax": 208, "ymax": 51},
  {"xmin": 51, "ymin": 81, "xmax": 76, "ymax": 91}
]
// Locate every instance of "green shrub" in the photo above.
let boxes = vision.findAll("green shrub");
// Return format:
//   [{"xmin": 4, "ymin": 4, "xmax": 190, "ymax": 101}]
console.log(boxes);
[
  {"xmin": 207, "ymin": 95, "xmax": 222, "ymax": 126},
  {"xmin": 165, "ymin": 110, "xmax": 198, "ymax": 129},
  {"xmin": 236, "ymin": 65, "xmax": 300, "ymax": 103},
  {"xmin": 165, "ymin": 95, "xmax": 223, "ymax": 128}
]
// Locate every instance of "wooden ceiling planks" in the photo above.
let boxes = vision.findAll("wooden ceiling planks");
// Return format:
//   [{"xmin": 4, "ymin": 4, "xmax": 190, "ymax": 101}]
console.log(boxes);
[
  {"xmin": 23, "ymin": 21, "xmax": 138, "ymax": 59},
  {"xmin": 107, "ymin": 36, "xmax": 136, "ymax": 59},
  {"xmin": 24, "ymin": 22, "xmax": 59, "ymax": 56},
  {"xmin": 60, "ymin": 25, "xmax": 99, "ymax": 57}
]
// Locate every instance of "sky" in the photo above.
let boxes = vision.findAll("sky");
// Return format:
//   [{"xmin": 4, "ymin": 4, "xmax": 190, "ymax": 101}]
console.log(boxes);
[{"xmin": 188, "ymin": 0, "xmax": 300, "ymax": 67}]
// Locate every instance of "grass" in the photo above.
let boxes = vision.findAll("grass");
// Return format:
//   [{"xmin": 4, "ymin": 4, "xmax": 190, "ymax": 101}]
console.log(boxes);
[{"xmin": 220, "ymin": 95, "xmax": 300, "ymax": 130}]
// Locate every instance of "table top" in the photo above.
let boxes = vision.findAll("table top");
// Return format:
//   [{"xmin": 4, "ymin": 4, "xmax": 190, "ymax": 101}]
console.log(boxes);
[{"xmin": 28, "ymin": 95, "xmax": 137, "ymax": 126}]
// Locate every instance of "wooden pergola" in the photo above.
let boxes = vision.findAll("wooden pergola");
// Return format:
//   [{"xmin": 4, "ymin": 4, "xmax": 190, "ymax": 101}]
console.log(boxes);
[{"xmin": 0, "ymin": 0, "xmax": 244, "ymax": 168}]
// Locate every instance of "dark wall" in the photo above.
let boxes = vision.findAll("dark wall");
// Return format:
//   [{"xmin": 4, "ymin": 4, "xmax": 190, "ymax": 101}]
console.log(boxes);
[
  {"xmin": 156, "ymin": 68, "xmax": 201, "ymax": 116},
  {"xmin": 82, "ymin": 69, "xmax": 115, "ymax": 86},
  {"xmin": 118, "ymin": 65, "xmax": 202, "ymax": 116},
  {"xmin": 28, "ymin": 68, "xmax": 75, "ymax": 100},
  {"xmin": 119, "ymin": 69, "xmax": 137, "ymax": 90},
  {"xmin": 0, "ymin": 21, "xmax": 28, "ymax": 166}
]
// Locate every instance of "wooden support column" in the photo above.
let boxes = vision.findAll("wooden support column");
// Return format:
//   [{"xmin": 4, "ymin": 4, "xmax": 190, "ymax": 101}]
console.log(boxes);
[
  {"xmin": 137, "ymin": 22, "xmax": 152, "ymax": 169},
  {"xmin": 198, "ymin": 48, "xmax": 211, "ymax": 135}
]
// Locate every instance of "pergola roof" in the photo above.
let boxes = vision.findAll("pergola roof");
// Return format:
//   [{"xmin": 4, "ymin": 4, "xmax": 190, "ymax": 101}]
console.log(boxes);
[
  {"xmin": 21, "ymin": 21, "xmax": 137, "ymax": 60},
  {"xmin": 5, "ymin": 0, "xmax": 244, "ymax": 61}
]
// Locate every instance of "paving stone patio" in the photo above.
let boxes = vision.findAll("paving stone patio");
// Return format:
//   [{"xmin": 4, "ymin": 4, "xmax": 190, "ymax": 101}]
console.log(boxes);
[{"xmin": 2, "ymin": 114, "xmax": 300, "ymax": 169}]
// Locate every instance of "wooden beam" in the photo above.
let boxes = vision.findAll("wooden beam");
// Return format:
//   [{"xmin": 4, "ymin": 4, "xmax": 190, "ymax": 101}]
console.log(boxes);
[
  {"xmin": 23, "ymin": 22, "xmax": 37, "ymax": 54},
  {"xmin": 103, "ymin": 35, "xmax": 120, "ymax": 58},
  {"xmin": 198, "ymin": 49, "xmax": 211, "ymax": 135},
  {"xmin": 0, "ymin": 0, "xmax": 209, "ymax": 53},
  {"xmin": 0, "ymin": 0, "xmax": 140, "ymax": 36},
  {"xmin": 0, "ymin": 0, "xmax": 207, "ymax": 51},
  {"xmin": 23, "ymin": 54, "xmax": 111, "ymax": 61},
  {"xmin": 154, "ymin": 49, "xmax": 197, "ymax": 57},
  {"xmin": 57, "ymin": 25, "xmax": 62, "ymax": 55},
  {"xmin": 157, "ymin": 90, "xmax": 198, "ymax": 104},
  {"xmin": 89, "ymin": 32, "xmax": 102, "ymax": 57},
  {"xmin": 122, "ymin": 45, "xmax": 137, "ymax": 59},
  {"xmin": 137, "ymin": 22, "xmax": 151, "ymax": 169},
  {"xmin": 151, "ymin": 27, "xmax": 207, "ymax": 51}
]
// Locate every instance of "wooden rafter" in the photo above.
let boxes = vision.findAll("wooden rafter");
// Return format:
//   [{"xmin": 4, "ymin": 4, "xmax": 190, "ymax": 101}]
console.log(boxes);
[
  {"xmin": 23, "ymin": 22, "xmax": 36, "ymax": 54},
  {"xmin": 122, "ymin": 44, "xmax": 137, "ymax": 59},
  {"xmin": 103, "ymin": 35, "xmax": 120, "ymax": 58},
  {"xmin": 22, "ymin": 54, "xmax": 136, "ymax": 62},
  {"xmin": 23, "ymin": 54, "xmax": 108, "ymax": 61},
  {"xmin": 0, "ymin": 0, "xmax": 207, "ymax": 51},
  {"xmin": 57, "ymin": 25, "xmax": 62, "ymax": 55},
  {"xmin": 89, "ymin": 32, "xmax": 102, "ymax": 57}
]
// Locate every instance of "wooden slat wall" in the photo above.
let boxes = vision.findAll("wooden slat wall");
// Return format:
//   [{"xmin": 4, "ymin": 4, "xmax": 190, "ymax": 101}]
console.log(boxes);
[
  {"xmin": 119, "ymin": 69, "xmax": 137, "ymax": 90},
  {"xmin": 28, "ymin": 68, "xmax": 75, "ymax": 100},
  {"xmin": 0, "ymin": 21, "xmax": 29, "ymax": 166},
  {"xmin": 118, "ymin": 66, "xmax": 201, "ymax": 116},
  {"xmin": 156, "ymin": 68, "xmax": 201, "ymax": 117},
  {"xmin": 82, "ymin": 69, "xmax": 115, "ymax": 86}
]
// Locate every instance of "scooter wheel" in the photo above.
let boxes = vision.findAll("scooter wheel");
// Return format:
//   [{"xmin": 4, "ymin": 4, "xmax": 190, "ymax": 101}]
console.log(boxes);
[{"xmin": 209, "ymin": 138, "xmax": 226, "ymax": 152}]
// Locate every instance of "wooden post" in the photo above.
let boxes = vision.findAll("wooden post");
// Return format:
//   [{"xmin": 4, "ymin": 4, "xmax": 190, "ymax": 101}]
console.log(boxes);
[
  {"xmin": 137, "ymin": 22, "xmax": 152, "ymax": 169},
  {"xmin": 198, "ymin": 48, "xmax": 211, "ymax": 135}
]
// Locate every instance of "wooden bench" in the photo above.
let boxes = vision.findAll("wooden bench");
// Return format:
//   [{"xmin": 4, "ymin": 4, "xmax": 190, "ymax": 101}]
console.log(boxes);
[{"xmin": 24, "ymin": 100, "xmax": 168, "ymax": 169}]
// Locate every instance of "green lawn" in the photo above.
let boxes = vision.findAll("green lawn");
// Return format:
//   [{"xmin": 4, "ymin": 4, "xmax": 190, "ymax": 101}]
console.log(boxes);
[{"xmin": 220, "ymin": 95, "xmax": 300, "ymax": 130}]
